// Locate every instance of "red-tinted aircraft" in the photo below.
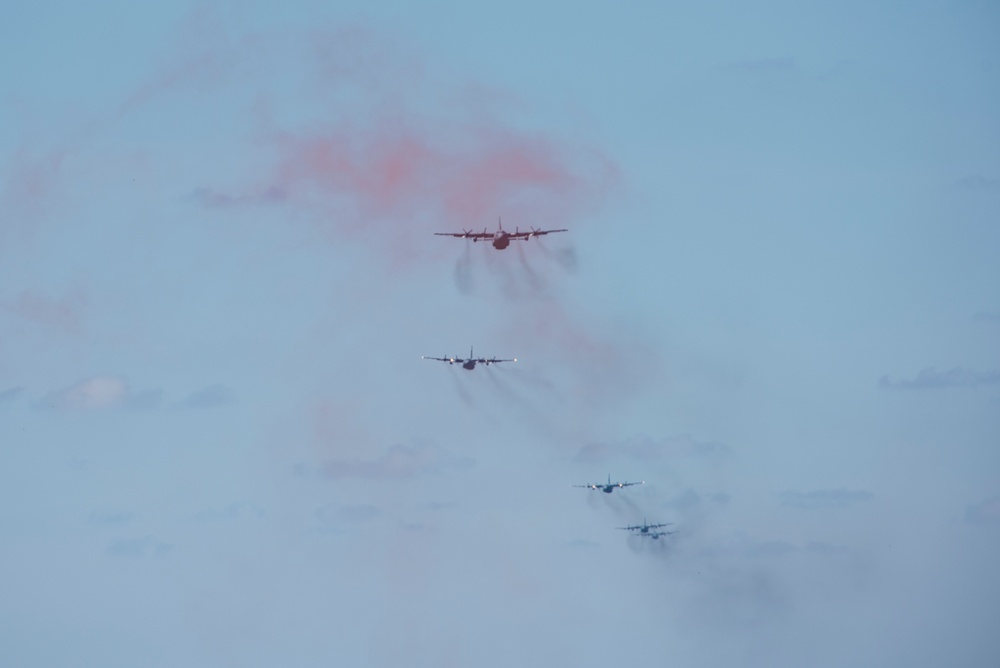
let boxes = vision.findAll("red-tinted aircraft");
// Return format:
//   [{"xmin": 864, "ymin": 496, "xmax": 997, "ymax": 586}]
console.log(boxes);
[{"xmin": 434, "ymin": 218, "xmax": 567, "ymax": 250}]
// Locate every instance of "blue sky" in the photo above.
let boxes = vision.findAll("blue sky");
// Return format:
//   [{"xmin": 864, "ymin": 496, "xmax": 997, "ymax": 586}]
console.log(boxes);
[{"xmin": 2, "ymin": 1, "xmax": 999, "ymax": 666}]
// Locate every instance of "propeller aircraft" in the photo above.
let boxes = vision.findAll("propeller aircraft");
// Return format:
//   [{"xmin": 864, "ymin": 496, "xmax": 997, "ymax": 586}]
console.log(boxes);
[
  {"xmin": 573, "ymin": 475, "xmax": 643, "ymax": 494},
  {"xmin": 434, "ymin": 218, "xmax": 567, "ymax": 250},
  {"xmin": 422, "ymin": 347, "xmax": 516, "ymax": 371}
]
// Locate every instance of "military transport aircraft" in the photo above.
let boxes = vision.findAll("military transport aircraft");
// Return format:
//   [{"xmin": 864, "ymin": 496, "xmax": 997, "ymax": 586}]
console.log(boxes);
[
  {"xmin": 422, "ymin": 347, "xmax": 516, "ymax": 371},
  {"xmin": 618, "ymin": 520, "xmax": 675, "ymax": 538},
  {"xmin": 434, "ymin": 218, "xmax": 567, "ymax": 250},
  {"xmin": 573, "ymin": 475, "xmax": 643, "ymax": 494}
]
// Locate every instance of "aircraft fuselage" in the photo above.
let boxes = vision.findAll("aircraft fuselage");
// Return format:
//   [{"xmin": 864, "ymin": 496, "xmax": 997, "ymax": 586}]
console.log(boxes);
[
  {"xmin": 462, "ymin": 360, "xmax": 476, "ymax": 370},
  {"xmin": 492, "ymin": 232, "xmax": 510, "ymax": 250}
]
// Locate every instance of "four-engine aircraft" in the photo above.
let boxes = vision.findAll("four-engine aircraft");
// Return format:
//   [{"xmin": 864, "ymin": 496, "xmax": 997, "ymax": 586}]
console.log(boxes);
[
  {"xmin": 434, "ymin": 218, "xmax": 567, "ymax": 250},
  {"xmin": 422, "ymin": 347, "xmax": 516, "ymax": 371},
  {"xmin": 573, "ymin": 474, "xmax": 643, "ymax": 494}
]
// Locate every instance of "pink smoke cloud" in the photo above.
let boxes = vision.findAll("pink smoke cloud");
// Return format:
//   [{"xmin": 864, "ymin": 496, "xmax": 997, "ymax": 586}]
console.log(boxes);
[
  {"xmin": 503, "ymin": 297, "xmax": 659, "ymax": 399},
  {"xmin": 4, "ymin": 289, "xmax": 89, "ymax": 336},
  {"xmin": 181, "ymin": 23, "xmax": 619, "ymax": 265},
  {"xmin": 266, "ymin": 122, "xmax": 608, "ymax": 230},
  {"xmin": 1, "ymin": 149, "xmax": 71, "ymax": 252},
  {"xmin": 1, "ymin": 148, "xmax": 67, "ymax": 210}
]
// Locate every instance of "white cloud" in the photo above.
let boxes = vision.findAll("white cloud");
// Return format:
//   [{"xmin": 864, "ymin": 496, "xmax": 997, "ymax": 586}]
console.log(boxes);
[
  {"xmin": 38, "ymin": 375, "xmax": 161, "ymax": 411},
  {"xmin": 40, "ymin": 376, "xmax": 128, "ymax": 411}
]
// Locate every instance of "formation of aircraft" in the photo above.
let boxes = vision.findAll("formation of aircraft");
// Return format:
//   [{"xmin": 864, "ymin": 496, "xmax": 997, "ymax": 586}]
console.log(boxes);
[
  {"xmin": 423, "ymin": 216, "xmax": 680, "ymax": 547},
  {"xmin": 618, "ymin": 519, "xmax": 676, "ymax": 539},
  {"xmin": 422, "ymin": 347, "xmax": 516, "ymax": 371},
  {"xmin": 572, "ymin": 474, "xmax": 679, "ymax": 541},
  {"xmin": 573, "ymin": 474, "xmax": 643, "ymax": 494},
  {"xmin": 434, "ymin": 218, "xmax": 567, "ymax": 250}
]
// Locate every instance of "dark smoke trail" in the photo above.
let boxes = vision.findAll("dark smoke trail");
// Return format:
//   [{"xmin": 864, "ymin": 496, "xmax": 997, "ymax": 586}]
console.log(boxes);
[
  {"xmin": 503, "ymin": 365, "xmax": 557, "ymax": 394},
  {"xmin": 450, "ymin": 367, "xmax": 474, "ymax": 406},
  {"xmin": 453, "ymin": 242, "xmax": 475, "ymax": 295},
  {"xmin": 515, "ymin": 241, "xmax": 546, "ymax": 291},
  {"xmin": 536, "ymin": 239, "xmax": 578, "ymax": 274}
]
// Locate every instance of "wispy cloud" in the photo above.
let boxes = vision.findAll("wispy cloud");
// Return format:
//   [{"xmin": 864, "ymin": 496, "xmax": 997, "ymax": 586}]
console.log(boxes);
[
  {"xmin": 106, "ymin": 536, "xmax": 172, "ymax": 558},
  {"xmin": 191, "ymin": 185, "xmax": 288, "ymax": 208},
  {"xmin": 179, "ymin": 384, "xmax": 236, "ymax": 409},
  {"xmin": 3, "ymin": 289, "xmax": 89, "ymax": 335},
  {"xmin": 316, "ymin": 503, "xmax": 382, "ymax": 525},
  {"xmin": 574, "ymin": 433, "xmax": 730, "ymax": 464},
  {"xmin": 965, "ymin": 496, "xmax": 1000, "ymax": 526},
  {"xmin": 38, "ymin": 375, "xmax": 162, "ymax": 411},
  {"xmin": 0, "ymin": 147, "xmax": 68, "ymax": 223},
  {"xmin": 0, "ymin": 386, "xmax": 25, "ymax": 406},
  {"xmin": 779, "ymin": 488, "xmax": 872, "ymax": 510},
  {"xmin": 879, "ymin": 367, "xmax": 1000, "ymax": 390},
  {"xmin": 323, "ymin": 443, "xmax": 474, "ymax": 480}
]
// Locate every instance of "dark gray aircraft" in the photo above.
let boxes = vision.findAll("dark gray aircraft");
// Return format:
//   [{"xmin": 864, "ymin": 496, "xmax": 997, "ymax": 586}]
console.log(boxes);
[
  {"xmin": 618, "ymin": 519, "xmax": 675, "ymax": 539},
  {"xmin": 434, "ymin": 218, "xmax": 567, "ymax": 250},
  {"xmin": 574, "ymin": 474, "xmax": 643, "ymax": 494},
  {"xmin": 640, "ymin": 530, "xmax": 676, "ymax": 540},
  {"xmin": 422, "ymin": 347, "xmax": 516, "ymax": 371}
]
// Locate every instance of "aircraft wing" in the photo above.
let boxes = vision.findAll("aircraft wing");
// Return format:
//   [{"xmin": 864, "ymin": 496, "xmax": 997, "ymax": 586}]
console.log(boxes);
[
  {"xmin": 478, "ymin": 357, "xmax": 516, "ymax": 365},
  {"xmin": 434, "ymin": 231, "xmax": 492, "ymax": 240},
  {"xmin": 618, "ymin": 480, "xmax": 643, "ymax": 488},
  {"xmin": 508, "ymin": 227, "xmax": 568, "ymax": 240},
  {"xmin": 422, "ymin": 356, "xmax": 463, "ymax": 363}
]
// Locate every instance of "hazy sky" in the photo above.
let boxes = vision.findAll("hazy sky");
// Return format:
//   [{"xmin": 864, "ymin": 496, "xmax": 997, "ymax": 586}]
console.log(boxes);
[{"xmin": 2, "ymin": 1, "xmax": 999, "ymax": 666}]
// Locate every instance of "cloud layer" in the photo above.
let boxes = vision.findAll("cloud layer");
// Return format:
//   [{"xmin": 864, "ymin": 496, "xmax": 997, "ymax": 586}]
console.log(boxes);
[{"xmin": 322, "ymin": 443, "xmax": 474, "ymax": 480}]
